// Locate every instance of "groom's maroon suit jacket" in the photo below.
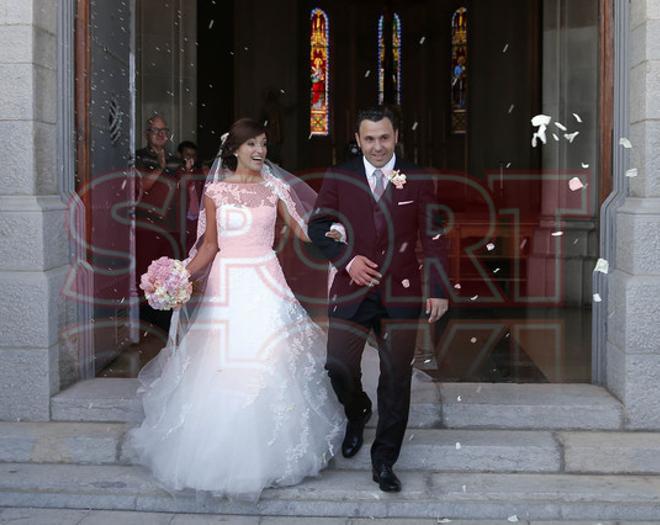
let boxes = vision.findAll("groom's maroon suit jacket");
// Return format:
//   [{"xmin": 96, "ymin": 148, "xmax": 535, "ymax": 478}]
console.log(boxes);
[{"xmin": 308, "ymin": 156, "xmax": 449, "ymax": 320}]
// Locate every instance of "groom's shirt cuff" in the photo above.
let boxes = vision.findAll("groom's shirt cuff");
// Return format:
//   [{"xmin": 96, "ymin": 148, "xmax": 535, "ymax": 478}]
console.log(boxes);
[{"xmin": 345, "ymin": 256, "xmax": 357, "ymax": 274}]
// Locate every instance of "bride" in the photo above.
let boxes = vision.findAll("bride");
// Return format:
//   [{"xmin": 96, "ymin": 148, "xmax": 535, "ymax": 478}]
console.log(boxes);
[{"xmin": 127, "ymin": 118, "xmax": 346, "ymax": 500}]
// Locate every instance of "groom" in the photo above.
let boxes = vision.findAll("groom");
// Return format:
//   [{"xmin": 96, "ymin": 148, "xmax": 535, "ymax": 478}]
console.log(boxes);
[{"xmin": 309, "ymin": 106, "xmax": 449, "ymax": 492}]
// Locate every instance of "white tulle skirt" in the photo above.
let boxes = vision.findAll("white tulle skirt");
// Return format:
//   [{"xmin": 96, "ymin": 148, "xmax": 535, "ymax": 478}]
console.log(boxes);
[{"xmin": 127, "ymin": 252, "xmax": 345, "ymax": 501}]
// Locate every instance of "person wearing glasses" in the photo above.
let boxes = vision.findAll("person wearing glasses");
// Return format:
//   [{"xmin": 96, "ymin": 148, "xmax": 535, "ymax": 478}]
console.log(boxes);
[{"xmin": 135, "ymin": 115, "xmax": 183, "ymax": 334}]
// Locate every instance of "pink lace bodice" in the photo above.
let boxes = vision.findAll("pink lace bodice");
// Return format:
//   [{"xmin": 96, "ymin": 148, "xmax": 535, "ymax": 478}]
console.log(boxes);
[{"xmin": 204, "ymin": 181, "xmax": 279, "ymax": 257}]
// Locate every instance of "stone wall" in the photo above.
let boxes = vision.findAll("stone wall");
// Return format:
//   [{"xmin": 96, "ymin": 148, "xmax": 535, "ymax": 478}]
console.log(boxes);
[
  {"xmin": 607, "ymin": 0, "xmax": 660, "ymax": 429},
  {"xmin": 0, "ymin": 0, "xmax": 67, "ymax": 420}
]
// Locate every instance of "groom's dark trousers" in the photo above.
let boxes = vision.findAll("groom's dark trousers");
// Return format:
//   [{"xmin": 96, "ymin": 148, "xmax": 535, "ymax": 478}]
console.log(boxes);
[{"xmin": 326, "ymin": 289, "xmax": 419, "ymax": 467}]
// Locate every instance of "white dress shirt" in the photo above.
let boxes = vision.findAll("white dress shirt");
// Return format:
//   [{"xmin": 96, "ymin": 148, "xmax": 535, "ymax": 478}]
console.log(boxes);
[{"xmin": 363, "ymin": 153, "xmax": 397, "ymax": 196}]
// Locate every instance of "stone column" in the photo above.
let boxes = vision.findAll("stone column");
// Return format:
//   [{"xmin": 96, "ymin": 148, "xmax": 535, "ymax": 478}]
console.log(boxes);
[
  {"xmin": 0, "ymin": 1, "xmax": 67, "ymax": 421},
  {"xmin": 607, "ymin": 0, "xmax": 660, "ymax": 429}
]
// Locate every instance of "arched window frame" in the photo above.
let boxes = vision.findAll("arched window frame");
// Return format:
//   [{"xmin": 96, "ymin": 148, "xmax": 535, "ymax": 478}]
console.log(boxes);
[
  {"xmin": 378, "ymin": 13, "xmax": 402, "ymax": 105},
  {"xmin": 310, "ymin": 8, "xmax": 330, "ymax": 136}
]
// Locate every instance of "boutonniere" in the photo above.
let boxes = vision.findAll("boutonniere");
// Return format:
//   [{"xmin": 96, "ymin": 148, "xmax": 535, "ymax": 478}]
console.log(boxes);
[{"xmin": 388, "ymin": 169, "xmax": 407, "ymax": 190}]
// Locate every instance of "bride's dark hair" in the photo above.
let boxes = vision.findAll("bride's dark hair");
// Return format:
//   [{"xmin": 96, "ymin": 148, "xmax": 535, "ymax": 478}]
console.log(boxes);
[{"xmin": 220, "ymin": 118, "xmax": 267, "ymax": 171}]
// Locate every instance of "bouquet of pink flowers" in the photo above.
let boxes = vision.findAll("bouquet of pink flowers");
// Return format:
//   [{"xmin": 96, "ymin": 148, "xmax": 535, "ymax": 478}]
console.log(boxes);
[{"xmin": 139, "ymin": 257, "xmax": 192, "ymax": 311}]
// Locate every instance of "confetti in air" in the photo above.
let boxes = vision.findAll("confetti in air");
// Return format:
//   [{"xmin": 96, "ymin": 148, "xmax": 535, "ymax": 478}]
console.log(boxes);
[
  {"xmin": 493, "ymin": 268, "xmax": 501, "ymax": 274},
  {"xmin": 454, "ymin": 283, "xmax": 462, "ymax": 289},
  {"xmin": 552, "ymin": 133, "xmax": 560, "ymax": 142},
  {"xmin": 121, "ymin": 179, "xmax": 127, "ymax": 190},
  {"xmin": 581, "ymin": 163, "xmax": 590, "ymax": 169},
  {"xmin": 455, "ymin": 442, "xmax": 462, "ymax": 450},
  {"xmin": 208, "ymin": 19, "xmax": 214, "ymax": 29},
  {"xmin": 419, "ymin": 36, "xmax": 426, "ymax": 44},
  {"xmin": 568, "ymin": 177, "xmax": 585, "ymax": 191},
  {"xmin": 508, "ymin": 516, "xmax": 519, "ymax": 523},
  {"xmin": 470, "ymin": 294, "xmax": 479, "ymax": 301},
  {"xmin": 432, "ymin": 234, "xmax": 441, "ymax": 240},
  {"xmin": 508, "ymin": 104, "xmax": 515, "ymax": 114},
  {"xmin": 551, "ymin": 231, "xmax": 564, "ymax": 237},
  {"xmin": 593, "ymin": 293, "xmax": 602, "ymax": 303},
  {"xmin": 531, "ymin": 114, "xmax": 551, "ymax": 147},
  {"xmin": 564, "ymin": 131, "xmax": 580, "ymax": 143},
  {"xmin": 594, "ymin": 258, "xmax": 609, "ymax": 274},
  {"xmin": 364, "ymin": 70, "xmax": 371, "ymax": 78},
  {"xmin": 520, "ymin": 238, "xmax": 528, "ymax": 250},
  {"xmin": 573, "ymin": 113, "xmax": 583, "ymax": 123},
  {"xmin": 412, "ymin": 121, "xmax": 419, "ymax": 131},
  {"xmin": 470, "ymin": 337, "xmax": 477, "ymax": 344},
  {"xmin": 619, "ymin": 137, "xmax": 633, "ymax": 149},
  {"xmin": 502, "ymin": 43, "xmax": 509, "ymax": 53},
  {"xmin": 554, "ymin": 122, "xmax": 568, "ymax": 131},
  {"xmin": 626, "ymin": 168, "xmax": 638, "ymax": 178},
  {"xmin": 457, "ymin": 395, "xmax": 462, "ymax": 402},
  {"xmin": 486, "ymin": 243, "xmax": 495, "ymax": 251},
  {"xmin": 401, "ymin": 279, "xmax": 411, "ymax": 288}
]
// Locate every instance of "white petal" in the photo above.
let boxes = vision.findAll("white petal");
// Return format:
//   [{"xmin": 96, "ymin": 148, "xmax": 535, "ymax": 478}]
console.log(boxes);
[
  {"xmin": 486, "ymin": 242, "xmax": 495, "ymax": 251},
  {"xmin": 455, "ymin": 442, "xmax": 462, "ymax": 450},
  {"xmin": 454, "ymin": 283, "xmax": 462, "ymax": 289},
  {"xmin": 593, "ymin": 292, "xmax": 602, "ymax": 303},
  {"xmin": 554, "ymin": 121, "xmax": 568, "ymax": 131},
  {"xmin": 568, "ymin": 177, "xmax": 585, "ymax": 191},
  {"xmin": 399, "ymin": 242, "xmax": 408, "ymax": 253},
  {"xmin": 493, "ymin": 267, "xmax": 501, "ymax": 274},
  {"xmin": 619, "ymin": 137, "xmax": 633, "ymax": 149},
  {"xmin": 508, "ymin": 104, "xmax": 515, "ymax": 113},
  {"xmin": 581, "ymin": 162, "xmax": 590, "ymax": 169},
  {"xmin": 470, "ymin": 294, "xmax": 479, "ymax": 301},
  {"xmin": 626, "ymin": 168, "xmax": 638, "ymax": 178},
  {"xmin": 552, "ymin": 133, "xmax": 560, "ymax": 142},
  {"xmin": 121, "ymin": 179, "xmax": 127, "ymax": 190},
  {"xmin": 564, "ymin": 131, "xmax": 580, "ymax": 143},
  {"xmin": 424, "ymin": 358, "xmax": 432, "ymax": 364},
  {"xmin": 457, "ymin": 395, "xmax": 462, "ymax": 402},
  {"xmin": 412, "ymin": 121, "xmax": 419, "ymax": 131},
  {"xmin": 364, "ymin": 70, "xmax": 371, "ymax": 78},
  {"xmin": 594, "ymin": 258, "xmax": 609, "ymax": 274},
  {"xmin": 531, "ymin": 114, "xmax": 552, "ymax": 127},
  {"xmin": 408, "ymin": 433, "xmax": 415, "ymax": 441},
  {"xmin": 508, "ymin": 516, "xmax": 519, "ymax": 523},
  {"xmin": 573, "ymin": 112, "xmax": 583, "ymax": 123},
  {"xmin": 470, "ymin": 337, "xmax": 477, "ymax": 344},
  {"xmin": 208, "ymin": 19, "xmax": 214, "ymax": 29},
  {"xmin": 551, "ymin": 231, "xmax": 564, "ymax": 237},
  {"xmin": 419, "ymin": 36, "xmax": 426, "ymax": 44},
  {"xmin": 520, "ymin": 238, "xmax": 528, "ymax": 250},
  {"xmin": 502, "ymin": 43, "xmax": 509, "ymax": 53},
  {"xmin": 432, "ymin": 234, "xmax": 441, "ymax": 240},
  {"xmin": 401, "ymin": 279, "xmax": 411, "ymax": 288}
]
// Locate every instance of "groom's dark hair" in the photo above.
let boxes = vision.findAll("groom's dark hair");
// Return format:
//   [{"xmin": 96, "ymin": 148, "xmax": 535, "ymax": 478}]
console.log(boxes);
[{"xmin": 355, "ymin": 106, "xmax": 399, "ymax": 132}]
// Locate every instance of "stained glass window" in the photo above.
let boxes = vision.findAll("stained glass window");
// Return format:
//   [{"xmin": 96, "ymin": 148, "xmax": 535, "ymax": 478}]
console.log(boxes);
[
  {"xmin": 451, "ymin": 7, "xmax": 468, "ymax": 134},
  {"xmin": 310, "ymin": 8, "xmax": 330, "ymax": 136},
  {"xmin": 378, "ymin": 13, "xmax": 402, "ymax": 105}
]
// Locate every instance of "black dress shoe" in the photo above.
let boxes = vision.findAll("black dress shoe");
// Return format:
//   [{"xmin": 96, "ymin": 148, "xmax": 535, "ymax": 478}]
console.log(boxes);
[
  {"xmin": 372, "ymin": 464, "xmax": 401, "ymax": 492},
  {"xmin": 341, "ymin": 407, "xmax": 372, "ymax": 458}
]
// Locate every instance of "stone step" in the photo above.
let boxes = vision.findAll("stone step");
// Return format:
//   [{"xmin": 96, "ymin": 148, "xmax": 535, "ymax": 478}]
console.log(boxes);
[
  {"xmin": 51, "ymin": 379, "xmax": 624, "ymax": 431},
  {"xmin": 1, "ymin": 463, "xmax": 660, "ymax": 521},
  {"xmin": 50, "ymin": 378, "xmax": 442, "ymax": 428},
  {"xmin": 331, "ymin": 428, "xmax": 561, "ymax": 473},
  {"xmin": 2, "ymin": 508, "xmax": 647, "ymax": 525},
  {"xmin": 0, "ymin": 507, "xmax": 643, "ymax": 525},
  {"xmin": 0, "ymin": 422, "xmax": 560, "ymax": 473},
  {"xmin": 439, "ymin": 383, "xmax": 623, "ymax": 430}
]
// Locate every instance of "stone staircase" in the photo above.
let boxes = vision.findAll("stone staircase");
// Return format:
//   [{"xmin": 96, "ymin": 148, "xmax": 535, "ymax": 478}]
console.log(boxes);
[{"xmin": 3, "ymin": 379, "xmax": 660, "ymax": 521}]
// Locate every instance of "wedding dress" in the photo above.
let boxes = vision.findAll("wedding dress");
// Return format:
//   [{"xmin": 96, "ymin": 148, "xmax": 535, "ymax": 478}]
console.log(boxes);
[{"xmin": 127, "ymin": 175, "xmax": 345, "ymax": 501}]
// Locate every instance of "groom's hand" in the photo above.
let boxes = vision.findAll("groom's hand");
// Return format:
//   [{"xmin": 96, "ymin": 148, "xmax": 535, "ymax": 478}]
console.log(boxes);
[
  {"xmin": 426, "ymin": 298, "xmax": 449, "ymax": 323},
  {"xmin": 347, "ymin": 255, "xmax": 382, "ymax": 287}
]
